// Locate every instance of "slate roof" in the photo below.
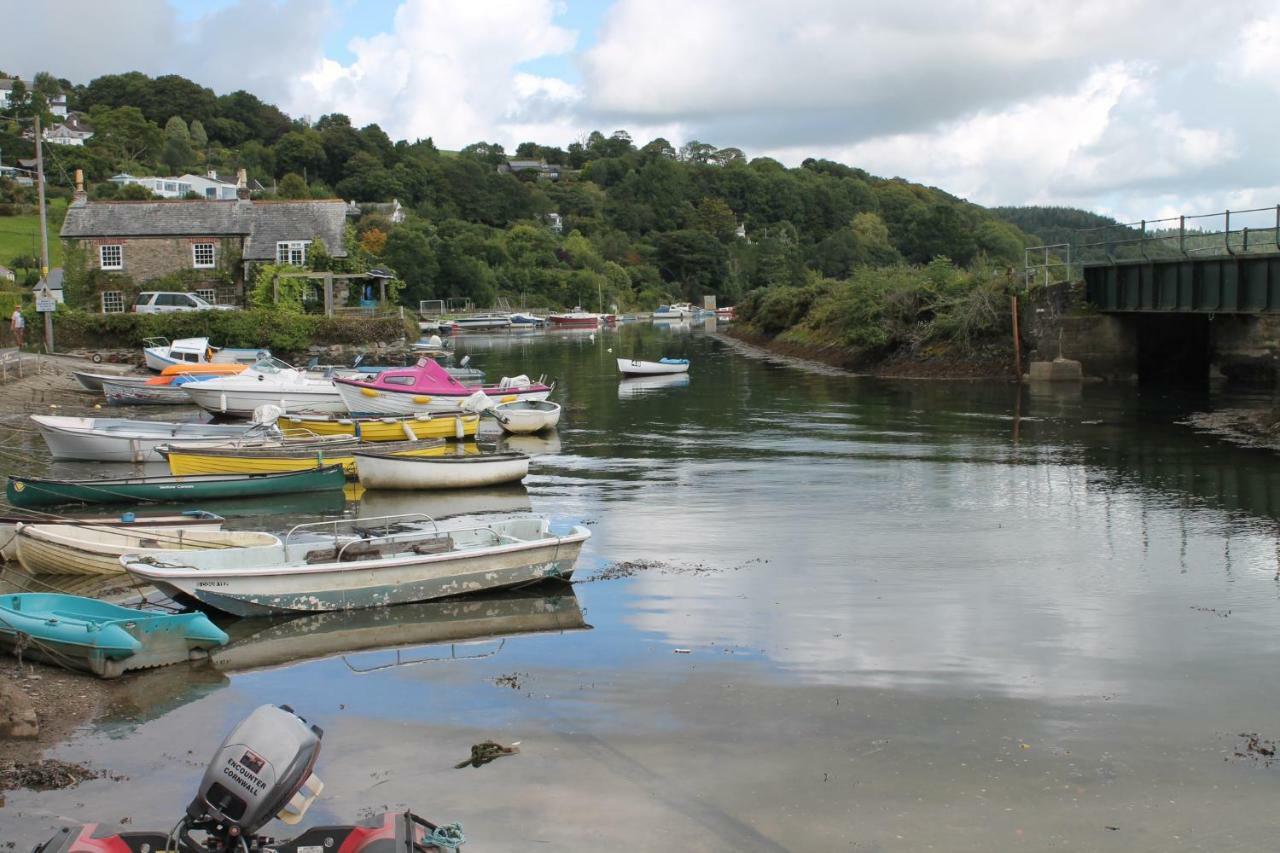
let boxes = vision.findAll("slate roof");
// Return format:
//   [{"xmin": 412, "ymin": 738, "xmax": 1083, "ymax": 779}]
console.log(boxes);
[
  {"xmin": 59, "ymin": 199, "xmax": 348, "ymax": 260},
  {"xmin": 241, "ymin": 200, "xmax": 348, "ymax": 260},
  {"xmin": 60, "ymin": 199, "xmax": 254, "ymax": 238}
]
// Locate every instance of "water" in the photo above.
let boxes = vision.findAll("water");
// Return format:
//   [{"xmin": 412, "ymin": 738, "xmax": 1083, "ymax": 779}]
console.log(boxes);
[{"xmin": 6, "ymin": 323, "xmax": 1280, "ymax": 850}]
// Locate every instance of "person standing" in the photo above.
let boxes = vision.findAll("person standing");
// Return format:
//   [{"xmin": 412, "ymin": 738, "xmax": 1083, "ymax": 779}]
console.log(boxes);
[{"xmin": 10, "ymin": 305, "xmax": 24, "ymax": 350}]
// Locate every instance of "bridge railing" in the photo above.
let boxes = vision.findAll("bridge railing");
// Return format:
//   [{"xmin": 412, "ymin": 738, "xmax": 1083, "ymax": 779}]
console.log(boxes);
[{"xmin": 1024, "ymin": 205, "xmax": 1280, "ymax": 285}]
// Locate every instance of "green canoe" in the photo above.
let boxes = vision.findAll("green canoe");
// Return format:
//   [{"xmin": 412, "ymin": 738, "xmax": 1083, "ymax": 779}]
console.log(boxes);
[{"xmin": 6, "ymin": 464, "xmax": 346, "ymax": 508}]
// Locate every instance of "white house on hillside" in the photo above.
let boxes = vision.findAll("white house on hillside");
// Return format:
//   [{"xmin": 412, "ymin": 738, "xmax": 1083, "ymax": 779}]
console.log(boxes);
[
  {"xmin": 110, "ymin": 171, "xmax": 246, "ymax": 199},
  {"xmin": 43, "ymin": 114, "xmax": 93, "ymax": 146},
  {"xmin": 0, "ymin": 78, "xmax": 17, "ymax": 110}
]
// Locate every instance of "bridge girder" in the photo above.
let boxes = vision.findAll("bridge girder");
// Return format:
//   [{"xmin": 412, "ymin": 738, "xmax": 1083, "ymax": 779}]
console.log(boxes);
[{"xmin": 1084, "ymin": 254, "xmax": 1280, "ymax": 313}]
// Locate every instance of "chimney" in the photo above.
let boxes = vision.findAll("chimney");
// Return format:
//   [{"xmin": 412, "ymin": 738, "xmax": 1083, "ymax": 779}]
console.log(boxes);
[
  {"xmin": 208, "ymin": 169, "xmax": 217, "ymax": 180},
  {"xmin": 236, "ymin": 168, "xmax": 250, "ymax": 199},
  {"xmin": 73, "ymin": 169, "xmax": 87, "ymax": 203}
]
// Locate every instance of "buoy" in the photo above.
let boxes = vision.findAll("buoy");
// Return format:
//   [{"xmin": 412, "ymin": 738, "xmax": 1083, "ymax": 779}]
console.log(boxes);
[
  {"xmin": 361, "ymin": 387, "xmax": 379, "ymax": 397},
  {"xmin": 412, "ymin": 395, "xmax": 432, "ymax": 404},
  {"xmin": 500, "ymin": 395, "xmax": 518, "ymax": 404}
]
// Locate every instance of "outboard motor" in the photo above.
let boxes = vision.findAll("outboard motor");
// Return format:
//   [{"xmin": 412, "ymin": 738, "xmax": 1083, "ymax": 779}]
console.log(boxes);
[
  {"xmin": 181, "ymin": 704, "xmax": 324, "ymax": 848},
  {"xmin": 31, "ymin": 704, "xmax": 463, "ymax": 853}
]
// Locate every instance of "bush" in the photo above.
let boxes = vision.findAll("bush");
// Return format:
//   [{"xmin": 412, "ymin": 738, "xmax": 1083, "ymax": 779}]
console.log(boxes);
[{"xmin": 51, "ymin": 308, "xmax": 409, "ymax": 358}]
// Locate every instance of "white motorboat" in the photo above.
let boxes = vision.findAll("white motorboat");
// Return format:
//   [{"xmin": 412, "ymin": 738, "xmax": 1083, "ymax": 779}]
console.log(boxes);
[
  {"xmin": 15, "ymin": 523, "xmax": 278, "ymax": 576},
  {"xmin": 30, "ymin": 415, "xmax": 272, "ymax": 463},
  {"xmin": 143, "ymin": 337, "xmax": 269, "ymax": 372},
  {"xmin": 508, "ymin": 312, "xmax": 546, "ymax": 326},
  {"xmin": 181, "ymin": 357, "xmax": 346, "ymax": 417},
  {"xmin": 617, "ymin": 357, "xmax": 690, "ymax": 376},
  {"xmin": 354, "ymin": 450, "xmax": 529, "ymax": 490},
  {"xmin": 334, "ymin": 359, "xmax": 552, "ymax": 416},
  {"xmin": 492, "ymin": 400, "xmax": 561, "ymax": 434},
  {"xmin": 123, "ymin": 514, "xmax": 591, "ymax": 616},
  {"xmin": 451, "ymin": 314, "xmax": 513, "ymax": 331},
  {"xmin": 101, "ymin": 377, "xmax": 191, "ymax": 406}
]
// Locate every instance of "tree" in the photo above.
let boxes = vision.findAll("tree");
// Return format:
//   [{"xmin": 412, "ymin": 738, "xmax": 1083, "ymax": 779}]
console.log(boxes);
[
  {"xmin": 276, "ymin": 172, "xmax": 310, "ymax": 199},
  {"xmin": 273, "ymin": 129, "xmax": 326, "ymax": 180},
  {"xmin": 119, "ymin": 183, "xmax": 155, "ymax": 200},
  {"xmin": 695, "ymin": 197, "xmax": 738, "ymax": 242},
  {"xmin": 360, "ymin": 227, "xmax": 388, "ymax": 256},
  {"xmin": 86, "ymin": 105, "xmax": 162, "ymax": 165},
  {"xmin": 162, "ymin": 115, "xmax": 194, "ymax": 172},
  {"xmin": 190, "ymin": 119, "xmax": 208, "ymax": 150}
]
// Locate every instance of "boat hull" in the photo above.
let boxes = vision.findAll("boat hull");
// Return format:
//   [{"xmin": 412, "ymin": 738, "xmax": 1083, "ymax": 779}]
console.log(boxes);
[
  {"xmin": 0, "ymin": 512, "xmax": 223, "ymax": 561},
  {"xmin": 127, "ymin": 527, "xmax": 589, "ymax": 616},
  {"xmin": 355, "ymin": 451, "xmax": 528, "ymax": 490},
  {"xmin": 493, "ymin": 401, "xmax": 561, "ymax": 434},
  {"xmin": 6, "ymin": 465, "xmax": 346, "ymax": 508},
  {"xmin": 182, "ymin": 383, "xmax": 348, "ymax": 417},
  {"xmin": 547, "ymin": 314, "xmax": 600, "ymax": 327},
  {"xmin": 617, "ymin": 358, "xmax": 690, "ymax": 376},
  {"xmin": 31, "ymin": 415, "xmax": 259, "ymax": 463},
  {"xmin": 164, "ymin": 440, "xmax": 465, "ymax": 477},
  {"xmin": 0, "ymin": 593, "xmax": 227, "ymax": 678},
  {"xmin": 335, "ymin": 381, "xmax": 550, "ymax": 416},
  {"xmin": 279, "ymin": 413, "xmax": 479, "ymax": 442},
  {"xmin": 15, "ymin": 525, "xmax": 278, "ymax": 577},
  {"xmin": 101, "ymin": 379, "xmax": 192, "ymax": 406}
]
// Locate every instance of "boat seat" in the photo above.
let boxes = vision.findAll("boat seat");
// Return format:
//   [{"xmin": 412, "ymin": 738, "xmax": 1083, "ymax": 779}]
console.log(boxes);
[{"xmin": 303, "ymin": 535, "xmax": 453, "ymax": 564}]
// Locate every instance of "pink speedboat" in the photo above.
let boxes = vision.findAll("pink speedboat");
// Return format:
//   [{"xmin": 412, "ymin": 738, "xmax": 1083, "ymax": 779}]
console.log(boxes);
[{"xmin": 334, "ymin": 357, "xmax": 553, "ymax": 415}]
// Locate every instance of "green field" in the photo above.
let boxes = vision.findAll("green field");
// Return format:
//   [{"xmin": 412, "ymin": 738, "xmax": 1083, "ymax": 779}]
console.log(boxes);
[{"xmin": 0, "ymin": 198, "xmax": 67, "ymax": 275}]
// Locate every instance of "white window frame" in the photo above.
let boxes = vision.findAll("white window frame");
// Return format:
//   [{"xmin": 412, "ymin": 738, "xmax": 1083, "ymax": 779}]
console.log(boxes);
[
  {"xmin": 195, "ymin": 288, "xmax": 217, "ymax": 305},
  {"xmin": 192, "ymin": 243, "xmax": 215, "ymax": 269},
  {"xmin": 100, "ymin": 291, "xmax": 125, "ymax": 314},
  {"xmin": 99, "ymin": 244, "xmax": 123, "ymax": 270},
  {"xmin": 276, "ymin": 240, "xmax": 311, "ymax": 266}
]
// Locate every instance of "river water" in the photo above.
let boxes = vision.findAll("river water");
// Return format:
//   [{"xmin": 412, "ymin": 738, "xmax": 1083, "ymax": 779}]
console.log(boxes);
[{"xmin": 5, "ymin": 322, "xmax": 1280, "ymax": 851}]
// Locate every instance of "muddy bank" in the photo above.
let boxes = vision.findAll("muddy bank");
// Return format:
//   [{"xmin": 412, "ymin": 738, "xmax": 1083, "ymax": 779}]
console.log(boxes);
[
  {"xmin": 0, "ymin": 660, "xmax": 111, "ymax": 765},
  {"xmin": 1181, "ymin": 409, "xmax": 1280, "ymax": 452},
  {"xmin": 716, "ymin": 328, "xmax": 1016, "ymax": 380}
]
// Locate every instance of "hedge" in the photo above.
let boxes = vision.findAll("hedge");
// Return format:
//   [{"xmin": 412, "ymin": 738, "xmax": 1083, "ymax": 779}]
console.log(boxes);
[{"xmin": 48, "ymin": 308, "xmax": 414, "ymax": 357}]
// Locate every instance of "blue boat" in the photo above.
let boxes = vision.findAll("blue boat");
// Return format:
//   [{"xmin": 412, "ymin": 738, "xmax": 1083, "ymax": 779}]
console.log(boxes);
[{"xmin": 0, "ymin": 593, "xmax": 229, "ymax": 678}]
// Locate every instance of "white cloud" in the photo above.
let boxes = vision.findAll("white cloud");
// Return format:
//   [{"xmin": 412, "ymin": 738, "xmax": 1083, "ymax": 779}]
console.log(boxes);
[{"xmin": 290, "ymin": 0, "xmax": 578, "ymax": 145}]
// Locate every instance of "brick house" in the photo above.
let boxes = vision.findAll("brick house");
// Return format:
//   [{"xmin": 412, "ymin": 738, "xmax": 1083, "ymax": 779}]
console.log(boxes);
[{"xmin": 60, "ymin": 194, "xmax": 348, "ymax": 310}]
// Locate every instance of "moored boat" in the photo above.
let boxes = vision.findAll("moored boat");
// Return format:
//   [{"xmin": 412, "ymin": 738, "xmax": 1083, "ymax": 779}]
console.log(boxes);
[
  {"xmin": 31, "ymin": 414, "xmax": 271, "ymax": 462},
  {"xmin": 15, "ymin": 524, "xmax": 280, "ymax": 577},
  {"xmin": 6, "ymin": 465, "xmax": 346, "ymax": 508},
  {"xmin": 161, "ymin": 438, "xmax": 465, "ymax": 477},
  {"xmin": 278, "ymin": 412, "xmax": 479, "ymax": 442},
  {"xmin": 451, "ymin": 314, "xmax": 513, "ymax": 331},
  {"xmin": 0, "ymin": 593, "xmax": 228, "ymax": 678},
  {"xmin": 354, "ymin": 449, "xmax": 529, "ymax": 490},
  {"xmin": 0, "ymin": 510, "xmax": 224, "ymax": 562},
  {"xmin": 492, "ymin": 400, "xmax": 561, "ymax": 434},
  {"xmin": 547, "ymin": 311, "xmax": 601, "ymax": 328},
  {"xmin": 181, "ymin": 357, "xmax": 346, "ymax": 417},
  {"xmin": 334, "ymin": 357, "xmax": 552, "ymax": 416},
  {"xmin": 508, "ymin": 312, "xmax": 546, "ymax": 326},
  {"xmin": 123, "ymin": 514, "xmax": 591, "ymax": 616},
  {"xmin": 101, "ymin": 377, "xmax": 191, "ymax": 406},
  {"xmin": 73, "ymin": 370, "xmax": 146, "ymax": 392},
  {"xmin": 617, "ymin": 357, "xmax": 690, "ymax": 376},
  {"xmin": 143, "ymin": 337, "xmax": 268, "ymax": 372}
]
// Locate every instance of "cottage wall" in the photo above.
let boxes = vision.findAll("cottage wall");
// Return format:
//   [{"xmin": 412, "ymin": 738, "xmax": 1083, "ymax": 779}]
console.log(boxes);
[{"xmin": 74, "ymin": 235, "xmax": 244, "ymax": 304}]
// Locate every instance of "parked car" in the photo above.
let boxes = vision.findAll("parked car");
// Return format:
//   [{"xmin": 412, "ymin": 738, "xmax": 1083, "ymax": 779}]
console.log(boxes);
[{"xmin": 133, "ymin": 292, "xmax": 235, "ymax": 313}]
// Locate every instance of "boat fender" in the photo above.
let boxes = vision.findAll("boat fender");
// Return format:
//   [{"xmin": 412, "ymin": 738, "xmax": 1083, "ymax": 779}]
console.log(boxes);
[
  {"xmin": 455, "ymin": 416, "xmax": 464, "ymax": 439},
  {"xmin": 412, "ymin": 395, "xmax": 432, "ymax": 404},
  {"xmin": 402, "ymin": 422, "xmax": 417, "ymax": 441},
  {"xmin": 120, "ymin": 512, "xmax": 136, "ymax": 523},
  {"xmin": 361, "ymin": 387, "xmax": 379, "ymax": 397}
]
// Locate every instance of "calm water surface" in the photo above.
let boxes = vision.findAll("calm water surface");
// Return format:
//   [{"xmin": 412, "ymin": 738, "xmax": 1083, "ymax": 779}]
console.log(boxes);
[{"xmin": 5, "ymin": 323, "xmax": 1280, "ymax": 851}]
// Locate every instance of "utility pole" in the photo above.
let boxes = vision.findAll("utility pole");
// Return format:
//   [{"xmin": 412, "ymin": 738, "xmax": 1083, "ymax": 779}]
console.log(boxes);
[{"xmin": 34, "ymin": 114, "xmax": 53, "ymax": 352}]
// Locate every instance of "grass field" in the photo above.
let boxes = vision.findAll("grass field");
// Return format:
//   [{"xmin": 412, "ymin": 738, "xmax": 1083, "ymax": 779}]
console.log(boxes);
[{"xmin": 0, "ymin": 198, "xmax": 67, "ymax": 274}]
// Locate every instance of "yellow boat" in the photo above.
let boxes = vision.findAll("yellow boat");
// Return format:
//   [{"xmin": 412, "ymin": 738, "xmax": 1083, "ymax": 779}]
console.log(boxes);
[
  {"xmin": 278, "ymin": 413, "xmax": 479, "ymax": 442},
  {"xmin": 162, "ymin": 439, "xmax": 479, "ymax": 477}
]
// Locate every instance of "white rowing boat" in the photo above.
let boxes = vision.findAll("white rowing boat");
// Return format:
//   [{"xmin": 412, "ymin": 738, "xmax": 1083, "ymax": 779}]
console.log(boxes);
[
  {"xmin": 15, "ymin": 523, "xmax": 277, "ymax": 576},
  {"xmin": 31, "ymin": 415, "xmax": 272, "ymax": 463},
  {"xmin": 0, "ymin": 511, "xmax": 224, "ymax": 562},
  {"xmin": 123, "ymin": 513, "xmax": 591, "ymax": 616},
  {"xmin": 492, "ymin": 400, "xmax": 561, "ymax": 434},
  {"xmin": 617, "ymin": 357, "xmax": 690, "ymax": 376},
  {"xmin": 354, "ymin": 450, "xmax": 529, "ymax": 490}
]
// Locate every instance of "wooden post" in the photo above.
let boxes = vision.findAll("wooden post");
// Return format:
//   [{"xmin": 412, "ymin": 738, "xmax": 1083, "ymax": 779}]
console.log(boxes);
[
  {"xmin": 1011, "ymin": 293, "xmax": 1022, "ymax": 381},
  {"xmin": 35, "ymin": 116, "xmax": 52, "ymax": 353},
  {"xmin": 323, "ymin": 272, "xmax": 334, "ymax": 317}
]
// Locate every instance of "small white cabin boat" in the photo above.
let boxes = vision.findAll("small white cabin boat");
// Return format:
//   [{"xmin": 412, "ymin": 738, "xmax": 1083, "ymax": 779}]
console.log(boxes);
[
  {"xmin": 354, "ymin": 450, "xmax": 529, "ymax": 490},
  {"xmin": 492, "ymin": 400, "xmax": 561, "ymax": 435},
  {"xmin": 143, "ymin": 337, "xmax": 268, "ymax": 372},
  {"xmin": 123, "ymin": 514, "xmax": 591, "ymax": 616},
  {"xmin": 617, "ymin": 357, "xmax": 690, "ymax": 376}
]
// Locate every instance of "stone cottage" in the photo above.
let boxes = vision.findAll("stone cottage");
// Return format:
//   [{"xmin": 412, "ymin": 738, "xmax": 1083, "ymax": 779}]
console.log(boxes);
[{"xmin": 60, "ymin": 188, "xmax": 348, "ymax": 310}]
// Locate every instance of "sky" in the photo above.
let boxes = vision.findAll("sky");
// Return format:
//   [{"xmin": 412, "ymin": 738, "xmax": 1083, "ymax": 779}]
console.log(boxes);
[{"xmin": 5, "ymin": 0, "xmax": 1280, "ymax": 222}]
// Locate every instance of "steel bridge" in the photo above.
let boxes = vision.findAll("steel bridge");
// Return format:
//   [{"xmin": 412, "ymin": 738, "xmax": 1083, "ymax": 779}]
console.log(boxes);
[{"xmin": 1024, "ymin": 205, "xmax": 1280, "ymax": 313}]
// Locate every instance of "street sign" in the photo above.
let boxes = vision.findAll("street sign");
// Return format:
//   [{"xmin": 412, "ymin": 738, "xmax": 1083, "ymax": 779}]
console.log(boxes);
[{"xmin": 36, "ymin": 296, "xmax": 56, "ymax": 313}]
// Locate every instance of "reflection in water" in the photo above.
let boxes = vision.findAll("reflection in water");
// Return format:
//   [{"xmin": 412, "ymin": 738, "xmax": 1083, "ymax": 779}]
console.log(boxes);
[
  {"xmin": 214, "ymin": 587, "xmax": 586, "ymax": 673},
  {"xmin": 497, "ymin": 431, "xmax": 562, "ymax": 455},
  {"xmin": 617, "ymin": 373, "xmax": 691, "ymax": 399},
  {"xmin": 354, "ymin": 483, "xmax": 532, "ymax": 520}
]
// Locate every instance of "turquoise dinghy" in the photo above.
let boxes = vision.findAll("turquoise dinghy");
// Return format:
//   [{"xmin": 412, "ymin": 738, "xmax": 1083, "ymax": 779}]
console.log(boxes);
[{"xmin": 0, "ymin": 593, "xmax": 228, "ymax": 679}]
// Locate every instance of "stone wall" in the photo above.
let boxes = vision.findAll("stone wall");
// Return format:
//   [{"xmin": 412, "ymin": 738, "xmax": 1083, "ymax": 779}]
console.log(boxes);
[
  {"xmin": 1210, "ymin": 315, "xmax": 1280, "ymax": 382},
  {"xmin": 1020, "ymin": 283, "xmax": 1139, "ymax": 380},
  {"xmin": 68, "ymin": 235, "xmax": 245, "ymax": 307}
]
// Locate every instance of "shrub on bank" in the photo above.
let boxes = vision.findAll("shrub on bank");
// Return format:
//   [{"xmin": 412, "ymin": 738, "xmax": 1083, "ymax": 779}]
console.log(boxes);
[
  {"xmin": 736, "ymin": 260, "xmax": 1013, "ymax": 358},
  {"xmin": 48, "ymin": 308, "xmax": 413, "ymax": 357}
]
